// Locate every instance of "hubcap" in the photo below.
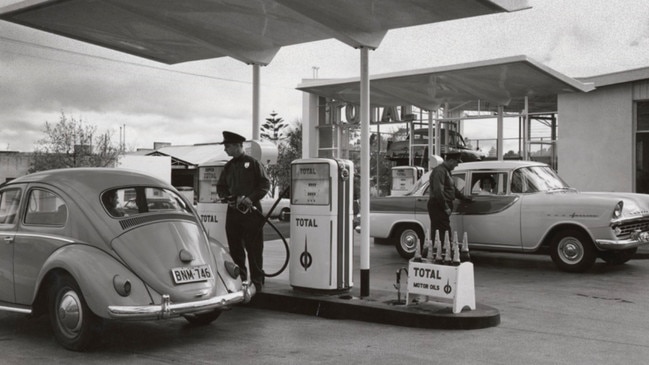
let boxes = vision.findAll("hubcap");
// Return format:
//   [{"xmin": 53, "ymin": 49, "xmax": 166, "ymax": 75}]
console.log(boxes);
[
  {"xmin": 57, "ymin": 289, "xmax": 82, "ymax": 337},
  {"xmin": 401, "ymin": 230, "xmax": 418, "ymax": 252},
  {"xmin": 558, "ymin": 237, "xmax": 583, "ymax": 262}
]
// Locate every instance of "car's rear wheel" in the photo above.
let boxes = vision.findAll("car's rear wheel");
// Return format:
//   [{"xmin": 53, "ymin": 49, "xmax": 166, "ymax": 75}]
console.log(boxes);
[
  {"xmin": 599, "ymin": 247, "xmax": 637, "ymax": 265},
  {"xmin": 279, "ymin": 208, "xmax": 290, "ymax": 222},
  {"xmin": 393, "ymin": 224, "xmax": 424, "ymax": 259},
  {"xmin": 49, "ymin": 274, "xmax": 102, "ymax": 351},
  {"xmin": 550, "ymin": 229, "xmax": 597, "ymax": 272},
  {"xmin": 183, "ymin": 310, "xmax": 222, "ymax": 325}
]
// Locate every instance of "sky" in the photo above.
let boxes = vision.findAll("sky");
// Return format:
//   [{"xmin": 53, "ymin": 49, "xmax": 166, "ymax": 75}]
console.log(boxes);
[{"xmin": 1, "ymin": 0, "xmax": 649, "ymax": 153}]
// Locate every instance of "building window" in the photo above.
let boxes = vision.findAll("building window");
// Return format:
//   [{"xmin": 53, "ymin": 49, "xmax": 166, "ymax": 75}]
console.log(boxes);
[{"xmin": 636, "ymin": 101, "xmax": 649, "ymax": 193}]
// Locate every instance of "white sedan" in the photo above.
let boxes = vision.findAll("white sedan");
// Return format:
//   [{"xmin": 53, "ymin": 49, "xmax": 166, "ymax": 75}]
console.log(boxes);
[
  {"xmin": 369, "ymin": 160, "xmax": 649, "ymax": 272},
  {"xmin": 260, "ymin": 197, "xmax": 290, "ymax": 221}
]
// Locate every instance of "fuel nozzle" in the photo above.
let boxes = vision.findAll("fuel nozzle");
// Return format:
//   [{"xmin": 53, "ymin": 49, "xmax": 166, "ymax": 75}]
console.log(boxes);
[{"xmin": 223, "ymin": 195, "xmax": 252, "ymax": 214}]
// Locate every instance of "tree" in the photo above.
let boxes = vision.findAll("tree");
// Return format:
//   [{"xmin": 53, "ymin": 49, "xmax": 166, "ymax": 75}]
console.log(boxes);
[
  {"xmin": 504, "ymin": 150, "xmax": 520, "ymax": 159},
  {"xmin": 30, "ymin": 112, "xmax": 121, "ymax": 173},
  {"xmin": 269, "ymin": 122, "xmax": 302, "ymax": 198},
  {"xmin": 260, "ymin": 111, "xmax": 289, "ymax": 143},
  {"xmin": 261, "ymin": 111, "xmax": 293, "ymax": 196}
]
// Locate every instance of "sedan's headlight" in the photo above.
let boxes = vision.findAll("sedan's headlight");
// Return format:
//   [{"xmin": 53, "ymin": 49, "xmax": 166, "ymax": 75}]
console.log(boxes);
[{"xmin": 613, "ymin": 201, "xmax": 623, "ymax": 219}]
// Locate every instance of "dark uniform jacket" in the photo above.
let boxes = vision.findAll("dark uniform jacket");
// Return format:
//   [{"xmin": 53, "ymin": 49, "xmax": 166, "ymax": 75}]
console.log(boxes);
[
  {"xmin": 429, "ymin": 163, "xmax": 469, "ymax": 213},
  {"xmin": 216, "ymin": 153, "xmax": 270, "ymax": 209}
]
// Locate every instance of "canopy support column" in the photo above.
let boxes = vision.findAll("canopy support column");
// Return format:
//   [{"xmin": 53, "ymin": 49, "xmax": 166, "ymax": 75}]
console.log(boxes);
[
  {"xmin": 360, "ymin": 46, "xmax": 371, "ymax": 297},
  {"xmin": 252, "ymin": 64, "xmax": 261, "ymax": 140},
  {"xmin": 428, "ymin": 110, "xmax": 434, "ymax": 170},
  {"xmin": 522, "ymin": 96, "xmax": 529, "ymax": 160},
  {"xmin": 497, "ymin": 106, "xmax": 504, "ymax": 160}
]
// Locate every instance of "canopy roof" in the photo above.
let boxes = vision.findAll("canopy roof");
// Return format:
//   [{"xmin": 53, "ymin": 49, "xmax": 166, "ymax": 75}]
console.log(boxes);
[
  {"xmin": 0, "ymin": 0, "xmax": 528, "ymax": 65},
  {"xmin": 297, "ymin": 55, "xmax": 595, "ymax": 113}
]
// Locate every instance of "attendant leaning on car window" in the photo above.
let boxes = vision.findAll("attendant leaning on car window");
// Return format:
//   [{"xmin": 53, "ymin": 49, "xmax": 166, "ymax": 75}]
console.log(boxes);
[{"xmin": 427, "ymin": 152, "xmax": 472, "ymax": 242}]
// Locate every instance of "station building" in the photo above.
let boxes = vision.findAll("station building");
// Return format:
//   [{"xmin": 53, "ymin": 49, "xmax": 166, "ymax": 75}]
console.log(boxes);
[
  {"xmin": 561, "ymin": 67, "xmax": 649, "ymax": 193},
  {"xmin": 298, "ymin": 56, "xmax": 649, "ymax": 194}
]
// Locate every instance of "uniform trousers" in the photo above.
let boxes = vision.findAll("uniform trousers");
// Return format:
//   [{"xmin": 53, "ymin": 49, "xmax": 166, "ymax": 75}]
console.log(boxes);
[
  {"xmin": 427, "ymin": 199, "xmax": 452, "ymax": 244},
  {"xmin": 225, "ymin": 206, "xmax": 265, "ymax": 288}
]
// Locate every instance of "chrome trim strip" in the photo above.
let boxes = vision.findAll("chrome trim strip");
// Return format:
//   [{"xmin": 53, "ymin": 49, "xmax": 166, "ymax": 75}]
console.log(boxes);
[
  {"xmin": 107, "ymin": 291, "xmax": 245, "ymax": 319},
  {"xmin": 0, "ymin": 305, "xmax": 32, "ymax": 314},
  {"xmin": 14, "ymin": 232, "xmax": 74, "ymax": 243}
]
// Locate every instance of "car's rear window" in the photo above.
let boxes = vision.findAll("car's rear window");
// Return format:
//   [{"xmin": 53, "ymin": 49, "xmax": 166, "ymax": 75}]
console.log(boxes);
[{"xmin": 102, "ymin": 187, "xmax": 192, "ymax": 218}]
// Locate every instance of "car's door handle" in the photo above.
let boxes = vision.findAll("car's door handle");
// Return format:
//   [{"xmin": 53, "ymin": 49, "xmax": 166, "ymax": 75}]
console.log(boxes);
[
  {"xmin": 416, "ymin": 198, "xmax": 428, "ymax": 202},
  {"xmin": 3, "ymin": 236, "xmax": 14, "ymax": 243}
]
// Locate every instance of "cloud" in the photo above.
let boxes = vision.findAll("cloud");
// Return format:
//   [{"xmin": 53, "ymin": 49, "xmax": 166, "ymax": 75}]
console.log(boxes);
[{"xmin": 1, "ymin": 0, "xmax": 649, "ymax": 153}]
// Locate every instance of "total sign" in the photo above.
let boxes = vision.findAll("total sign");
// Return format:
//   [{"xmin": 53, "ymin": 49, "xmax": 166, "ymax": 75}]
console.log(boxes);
[
  {"xmin": 407, "ymin": 260, "xmax": 476, "ymax": 313},
  {"xmin": 407, "ymin": 261, "xmax": 458, "ymax": 299},
  {"xmin": 289, "ymin": 159, "xmax": 353, "ymax": 292}
]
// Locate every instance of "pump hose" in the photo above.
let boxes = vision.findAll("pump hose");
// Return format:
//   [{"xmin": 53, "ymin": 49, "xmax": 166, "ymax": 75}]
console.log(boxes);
[
  {"xmin": 255, "ymin": 210, "xmax": 290, "ymax": 277},
  {"xmin": 248, "ymin": 186, "xmax": 291, "ymax": 278},
  {"xmin": 222, "ymin": 187, "xmax": 290, "ymax": 277}
]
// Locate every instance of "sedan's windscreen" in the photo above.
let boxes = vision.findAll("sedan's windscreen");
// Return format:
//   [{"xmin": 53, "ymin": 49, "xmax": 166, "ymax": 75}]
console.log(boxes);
[{"xmin": 101, "ymin": 187, "xmax": 191, "ymax": 218}]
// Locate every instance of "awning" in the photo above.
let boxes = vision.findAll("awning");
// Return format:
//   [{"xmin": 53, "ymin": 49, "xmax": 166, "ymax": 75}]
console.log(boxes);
[
  {"xmin": 0, "ymin": 0, "xmax": 528, "ymax": 65},
  {"xmin": 297, "ymin": 55, "xmax": 595, "ymax": 113}
]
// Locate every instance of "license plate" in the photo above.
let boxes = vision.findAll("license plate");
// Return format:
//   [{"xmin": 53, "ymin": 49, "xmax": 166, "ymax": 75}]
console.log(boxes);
[{"xmin": 171, "ymin": 265, "xmax": 213, "ymax": 284}]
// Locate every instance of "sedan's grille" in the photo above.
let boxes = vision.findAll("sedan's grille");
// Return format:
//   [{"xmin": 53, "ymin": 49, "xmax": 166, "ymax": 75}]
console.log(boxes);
[
  {"xmin": 616, "ymin": 219, "xmax": 649, "ymax": 238},
  {"xmin": 119, "ymin": 213, "xmax": 197, "ymax": 230}
]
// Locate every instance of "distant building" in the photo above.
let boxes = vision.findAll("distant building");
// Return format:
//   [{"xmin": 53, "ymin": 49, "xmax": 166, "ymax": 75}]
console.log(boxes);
[
  {"xmin": 560, "ymin": 67, "xmax": 649, "ymax": 193},
  {"xmin": 0, "ymin": 151, "xmax": 31, "ymax": 183}
]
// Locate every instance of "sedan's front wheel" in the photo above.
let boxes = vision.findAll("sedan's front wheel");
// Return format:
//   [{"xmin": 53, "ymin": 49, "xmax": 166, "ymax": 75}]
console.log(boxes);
[
  {"xmin": 49, "ymin": 274, "xmax": 102, "ymax": 351},
  {"xmin": 550, "ymin": 229, "xmax": 596, "ymax": 272}
]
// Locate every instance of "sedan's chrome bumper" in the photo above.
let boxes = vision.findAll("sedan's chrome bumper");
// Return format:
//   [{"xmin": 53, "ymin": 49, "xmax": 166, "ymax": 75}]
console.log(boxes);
[
  {"xmin": 108, "ymin": 287, "xmax": 251, "ymax": 320},
  {"xmin": 596, "ymin": 231, "xmax": 649, "ymax": 250}
]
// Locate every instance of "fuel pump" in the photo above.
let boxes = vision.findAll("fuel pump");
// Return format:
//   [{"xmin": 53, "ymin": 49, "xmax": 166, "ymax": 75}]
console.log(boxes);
[
  {"xmin": 289, "ymin": 158, "xmax": 353, "ymax": 292},
  {"xmin": 196, "ymin": 158, "xmax": 228, "ymax": 242},
  {"xmin": 390, "ymin": 166, "xmax": 424, "ymax": 196}
]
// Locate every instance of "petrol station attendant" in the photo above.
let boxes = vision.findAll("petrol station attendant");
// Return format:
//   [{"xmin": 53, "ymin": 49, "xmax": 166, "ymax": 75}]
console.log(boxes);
[
  {"xmin": 427, "ymin": 152, "xmax": 472, "ymax": 244},
  {"xmin": 216, "ymin": 131, "xmax": 270, "ymax": 292}
]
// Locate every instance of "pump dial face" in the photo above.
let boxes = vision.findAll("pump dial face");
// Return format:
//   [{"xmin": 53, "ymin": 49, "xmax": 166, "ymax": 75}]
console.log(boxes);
[{"xmin": 292, "ymin": 163, "xmax": 331, "ymax": 205}]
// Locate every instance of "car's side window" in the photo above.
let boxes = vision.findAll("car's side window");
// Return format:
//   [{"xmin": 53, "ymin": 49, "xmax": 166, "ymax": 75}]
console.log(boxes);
[
  {"xmin": 0, "ymin": 188, "xmax": 22, "ymax": 225},
  {"xmin": 511, "ymin": 168, "xmax": 540, "ymax": 193},
  {"xmin": 470, "ymin": 172, "xmax": 508, "ymax": 195},
  {"xmin": 511, "ymin": 170, "xmax": 524, "ymax": 193},
  {"xmin": 24, "ymin": 189, "xmax": 67, "ymax": 226}
]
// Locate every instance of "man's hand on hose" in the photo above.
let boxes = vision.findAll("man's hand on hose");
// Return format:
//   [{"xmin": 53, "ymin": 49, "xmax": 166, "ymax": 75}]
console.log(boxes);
[{"xmin": 237, "ymin": 196, "xmax": 253, "ymax": 210}]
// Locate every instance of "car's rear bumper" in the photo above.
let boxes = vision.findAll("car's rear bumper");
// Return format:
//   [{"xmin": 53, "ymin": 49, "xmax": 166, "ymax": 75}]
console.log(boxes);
[{"xmin": 107, "ymin": 289, "xmax": 248, "ymax": 320}]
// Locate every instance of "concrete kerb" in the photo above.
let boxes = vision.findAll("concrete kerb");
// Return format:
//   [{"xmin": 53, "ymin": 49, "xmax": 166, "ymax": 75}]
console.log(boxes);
[{"xmin": 248, "ymin": 281, "xmax": 500, "ymax": 330}]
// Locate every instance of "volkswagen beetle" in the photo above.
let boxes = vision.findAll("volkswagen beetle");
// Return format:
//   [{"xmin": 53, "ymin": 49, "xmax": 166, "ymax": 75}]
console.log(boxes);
[
  {"xmin": 0, "ymin": 168, "xmax": 253, "ymax": 351},
  {"xmin": 369, "ymin": 160, "xmax": 649, "ymax": 272}
]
